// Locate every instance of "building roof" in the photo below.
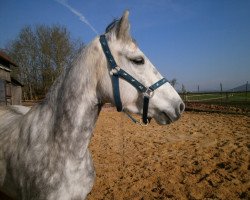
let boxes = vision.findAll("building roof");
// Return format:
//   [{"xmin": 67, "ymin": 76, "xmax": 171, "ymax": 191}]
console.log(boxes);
[
  {"xmin": 0, "ymin": 50, "xmax": 19, "ymax": 68},
  {"xmin": 11, "ymin": 77, "xmax": 23, "ymax": 87}
]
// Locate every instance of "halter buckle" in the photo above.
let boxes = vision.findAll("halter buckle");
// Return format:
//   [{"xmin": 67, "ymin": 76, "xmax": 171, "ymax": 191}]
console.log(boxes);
[
  {"xmin": 110, "ymin": 66, "xmax": 121, "ymax": 75},
  {"xmin": 143, "ymin": 88, "xmax": 154, "ymax": 98}
]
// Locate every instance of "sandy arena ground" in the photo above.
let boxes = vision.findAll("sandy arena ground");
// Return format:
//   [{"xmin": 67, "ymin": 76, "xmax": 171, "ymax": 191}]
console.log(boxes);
[
  {"xmin": 87, "ymin": 109, "xmax": 249, "ymax": 200},
  {"xmin": 0, "ymin": 109, "xmax": 249, "ymax": 200}
]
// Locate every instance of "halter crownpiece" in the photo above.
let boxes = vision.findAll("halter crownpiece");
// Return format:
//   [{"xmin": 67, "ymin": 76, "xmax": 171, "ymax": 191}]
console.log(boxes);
[{"xmin": 100, "ymin": 34, "xmax": 168, "ymax": 125}]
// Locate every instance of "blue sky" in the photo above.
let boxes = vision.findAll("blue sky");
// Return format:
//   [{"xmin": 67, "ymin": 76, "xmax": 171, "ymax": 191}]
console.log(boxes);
[{"xmin": 0, "ymin": 0, "xmax": 249, "ymax": 91}]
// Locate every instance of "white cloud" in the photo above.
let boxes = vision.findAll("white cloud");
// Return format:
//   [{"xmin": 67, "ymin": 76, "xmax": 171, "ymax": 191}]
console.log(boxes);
[{"xmin": 55, "ymin": 0, "xmax": 98, "ymax": 35}]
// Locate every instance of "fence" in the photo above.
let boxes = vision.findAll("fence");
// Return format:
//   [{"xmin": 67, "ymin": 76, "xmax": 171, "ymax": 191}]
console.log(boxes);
[
  {"xmin": 179, "ymin": 91, "xmax": 250, "ymax": 113},
  {"xmin": 181, "ymin": 91, "xmax": 248, "ymax": 102}
]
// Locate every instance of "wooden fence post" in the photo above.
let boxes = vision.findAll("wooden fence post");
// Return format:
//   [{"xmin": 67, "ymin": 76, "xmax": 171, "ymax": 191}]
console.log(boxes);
[
  {"xmin": 220, "ymin": 83, "xmax": 223, "ymax": 104},
  {"xmin": 246, "ymin": 81, "xmax": 248, "ymax": 102}
]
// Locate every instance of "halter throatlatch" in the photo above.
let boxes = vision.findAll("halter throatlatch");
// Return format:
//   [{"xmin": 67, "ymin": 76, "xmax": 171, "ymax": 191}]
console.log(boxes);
[{"xmin": 100, "ymin": 35, "xmax": 168, "ymax": 125}]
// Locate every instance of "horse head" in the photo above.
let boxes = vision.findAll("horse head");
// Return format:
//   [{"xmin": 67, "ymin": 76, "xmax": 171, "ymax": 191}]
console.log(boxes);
[{"xmin": 97, "ymin": 11, "xmax": 184, "ymax": 125}]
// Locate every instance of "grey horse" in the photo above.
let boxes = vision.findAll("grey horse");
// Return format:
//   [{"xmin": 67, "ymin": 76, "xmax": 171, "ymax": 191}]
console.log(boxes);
[{"xmin": 0, "ymin": 11, "xmax": 184, "ymax": 200}]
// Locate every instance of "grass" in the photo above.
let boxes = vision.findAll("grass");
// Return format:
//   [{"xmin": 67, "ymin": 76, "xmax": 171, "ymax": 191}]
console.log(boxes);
[
  {"xmin": 180, "ymin": 92, "xmax": 250, "ymax": 110},
  {"xmin": 183, "ymin": 92, "xmax": 250, "ymax": 102}
]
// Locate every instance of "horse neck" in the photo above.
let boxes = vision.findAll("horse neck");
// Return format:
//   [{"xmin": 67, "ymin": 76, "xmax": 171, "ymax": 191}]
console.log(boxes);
[{"xmin": 43, "ymin": 39, "xmax": 102, "ymax": 155}]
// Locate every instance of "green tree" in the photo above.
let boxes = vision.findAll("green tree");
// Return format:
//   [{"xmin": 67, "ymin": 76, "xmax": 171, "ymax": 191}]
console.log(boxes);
[{"xmin": 7, "ymin": 25, "xmax": 84, "ymax": 100}]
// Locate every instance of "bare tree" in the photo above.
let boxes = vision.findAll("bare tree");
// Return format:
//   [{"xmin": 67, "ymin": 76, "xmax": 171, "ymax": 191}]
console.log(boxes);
[
  {"xmin": 170, "ymin": 78, "xmax": 177, "ymax": 88},
  {"xmin": 181, "ymin": 84, "xmax": 187, "ymax": 93},
  {"xmin": 7, "ymin": 26, "xmax": 38, "ymax": 99},
  {"xmin": 7, "ymin": 25, "xmax": 84, "ymax": 100}
]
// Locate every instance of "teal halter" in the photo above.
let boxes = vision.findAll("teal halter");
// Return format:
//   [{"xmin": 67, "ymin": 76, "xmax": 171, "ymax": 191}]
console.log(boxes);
[{"xmin": 100, "ymin": 35, "xmax": 168, "ymax": 125}]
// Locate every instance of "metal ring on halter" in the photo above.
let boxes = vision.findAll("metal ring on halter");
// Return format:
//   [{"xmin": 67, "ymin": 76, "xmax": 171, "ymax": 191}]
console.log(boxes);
[
  {"xmin": 143, "ymin": 88, "xmax": 154, "ymax": 98},
  {"xmin": 139, "ymin": 118, "xmax": 149, "ymax": 126},
  {"xmin": 109, "ymin": 66, "xmax": 121, "ymax": 75}
]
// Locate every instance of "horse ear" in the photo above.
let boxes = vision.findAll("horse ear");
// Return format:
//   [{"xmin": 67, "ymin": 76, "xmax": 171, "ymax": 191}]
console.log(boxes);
[{"xmin": 116, "ymin": 10, "xmax": 131, "ymax": 41}]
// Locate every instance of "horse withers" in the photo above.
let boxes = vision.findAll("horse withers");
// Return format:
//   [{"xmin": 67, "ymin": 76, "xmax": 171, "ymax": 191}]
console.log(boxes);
[{"xmin": 0, "ymin": 11, "xmax": 184, "ymax": 200}]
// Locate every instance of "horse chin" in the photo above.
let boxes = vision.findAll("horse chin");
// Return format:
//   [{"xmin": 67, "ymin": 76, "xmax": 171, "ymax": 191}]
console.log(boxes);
[{"xmin": 153, "ymin": 112, "xmax": 173, "ymax": 125}]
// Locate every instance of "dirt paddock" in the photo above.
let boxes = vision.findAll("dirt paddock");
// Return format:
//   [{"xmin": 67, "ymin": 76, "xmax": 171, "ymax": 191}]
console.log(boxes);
[
  {"xmin": 0, "ymin": 109, "xmax": 249, "ymax": 200},
  {"xmin": 88, "ymin": 109, "xmax": 249, "ymax": 200}
]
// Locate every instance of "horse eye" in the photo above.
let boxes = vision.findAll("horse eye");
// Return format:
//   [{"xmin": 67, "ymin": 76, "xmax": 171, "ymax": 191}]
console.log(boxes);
[{"xmin": 130, "ymin": 57, "xmax": 145, "ymax": 65}]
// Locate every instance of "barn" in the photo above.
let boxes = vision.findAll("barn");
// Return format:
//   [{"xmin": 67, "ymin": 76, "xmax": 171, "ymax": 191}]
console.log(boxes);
[{"xmin": 0, "ymin": 51, "xmax": 23, "ymax": 105}]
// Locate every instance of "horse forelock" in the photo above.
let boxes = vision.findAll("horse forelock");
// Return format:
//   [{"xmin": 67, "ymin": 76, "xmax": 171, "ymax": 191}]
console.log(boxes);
[
  {"xmin": 104, "ymin": 17, "xmax": 133, "ymax": 44},
  {"xmin": 105, "ymin": 19, "xmax": 119, "ymax": 33}
]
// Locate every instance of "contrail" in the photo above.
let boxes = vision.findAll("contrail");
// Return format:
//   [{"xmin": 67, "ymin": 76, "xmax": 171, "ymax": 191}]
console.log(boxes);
[{"xmin": 55, "ymin": 0, "xmax": 98, "ymax": 35}]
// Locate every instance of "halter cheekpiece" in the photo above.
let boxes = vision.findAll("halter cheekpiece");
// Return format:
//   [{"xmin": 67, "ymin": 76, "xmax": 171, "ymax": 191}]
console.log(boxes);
[{"xmin": 100, "ymin": 35, "xmax": 168, "ymax": 125}]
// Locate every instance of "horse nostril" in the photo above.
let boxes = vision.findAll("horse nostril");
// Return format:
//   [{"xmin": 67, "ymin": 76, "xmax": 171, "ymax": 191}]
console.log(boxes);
[{"xmin": 179, "ymin": 102, "xmax": 185, "ymax": 114}]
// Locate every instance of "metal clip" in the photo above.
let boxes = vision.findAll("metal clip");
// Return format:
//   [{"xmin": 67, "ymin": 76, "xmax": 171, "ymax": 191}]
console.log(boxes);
[{"xmin": 139, "ymin": 118, "xmax": 149, "ymax": 126}]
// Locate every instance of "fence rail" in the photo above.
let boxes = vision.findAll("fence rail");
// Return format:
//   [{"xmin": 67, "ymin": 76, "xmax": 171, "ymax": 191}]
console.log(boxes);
[
  {"xmin": 180, "ymin": 91, "xmax": 249, "ymax": 102},
  {"xmin": 179, "ymin": 91, "xmax": 250, "ymax": 113}
]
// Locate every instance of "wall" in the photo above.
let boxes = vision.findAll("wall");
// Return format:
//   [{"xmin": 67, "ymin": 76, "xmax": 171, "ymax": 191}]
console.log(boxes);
[
  {"xmin": 0, "ymin": 79, "xmax": 6, "ymax": 105},
  {"xmin": 0, "ymin": 67, "xmax": 11, "ymax": 81},
  {"xmin": 11, "ymin": 85, "xmax": 22, "ymax": 105}
]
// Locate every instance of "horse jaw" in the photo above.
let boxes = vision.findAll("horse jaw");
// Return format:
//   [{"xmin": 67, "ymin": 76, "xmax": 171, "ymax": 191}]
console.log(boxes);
[{"xmin": 148, "ymin": 82, "xmax": 185, "ymax": 125}]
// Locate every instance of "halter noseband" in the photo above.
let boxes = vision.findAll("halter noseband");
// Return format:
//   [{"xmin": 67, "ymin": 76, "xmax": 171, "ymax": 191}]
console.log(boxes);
[{"xmin": 100, "ymin": 35, "xmax": 168, "ymax": 125}]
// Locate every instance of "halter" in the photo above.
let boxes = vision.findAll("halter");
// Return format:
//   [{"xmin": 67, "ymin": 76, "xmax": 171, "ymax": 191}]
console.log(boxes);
[{"xmin": 100, "ymin": 35, "xmax": 168, "ymax": 125}]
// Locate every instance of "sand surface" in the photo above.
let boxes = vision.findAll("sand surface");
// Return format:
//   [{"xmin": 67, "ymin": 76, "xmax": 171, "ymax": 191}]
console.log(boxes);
[
  {"xmin": 88, "ymin": 109, "xmax": 249, "ymax": 200},
  {"xmin": 0, "ymin": 109, "xmax": 249, "ymax": 199}
]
